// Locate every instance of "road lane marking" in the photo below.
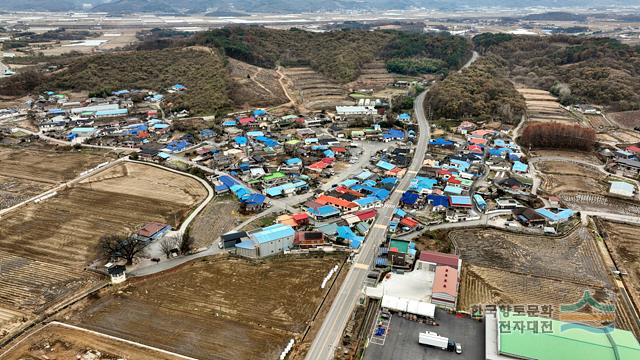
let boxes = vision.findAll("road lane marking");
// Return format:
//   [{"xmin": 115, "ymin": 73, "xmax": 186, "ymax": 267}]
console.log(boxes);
[
  {"xmin": 353, "ymin": 263, "xmax": 369, "ymax": 270},
  {"xmin": 407, "ymin": 170, "xmax": 418, "ymax": 174},
  {"xmin": 373, "ymin": 224, "xmax": 387, "ymax": 229}
]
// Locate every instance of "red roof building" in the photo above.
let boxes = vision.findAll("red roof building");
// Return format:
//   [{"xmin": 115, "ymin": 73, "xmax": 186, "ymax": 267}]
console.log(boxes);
[
  {"xmin": 400, "ymin": 217, "xmax": 418, "ymax": 228},
  {"xmin": 316, "ymin": 195, "xmax": 358, "ymax": 210},
  {"xmin": 355, "ymin": 209, "xmax": 377, "ymax": 222},
  {"xmin": 626, "ymin": 145, "xmax": 640, "ymax": 154},
  {"xmin": 417, "ymin": 250, "xmax": 460, "ymax": 269}
]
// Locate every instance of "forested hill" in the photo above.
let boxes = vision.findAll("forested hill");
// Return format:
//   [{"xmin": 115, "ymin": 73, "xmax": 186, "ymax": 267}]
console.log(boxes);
[
  {"xmin": 473, "ymin": 33, "xmax": 640, "ymax": 112},
  {"xmin": 176, "ymin": 27, "xmax": 472, "ymax": 82}
]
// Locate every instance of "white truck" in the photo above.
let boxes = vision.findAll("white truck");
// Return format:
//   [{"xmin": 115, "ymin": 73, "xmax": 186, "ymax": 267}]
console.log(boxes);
[{"xmin": 418, "ymin": 331, "xmax": 455, "ymax": 351}]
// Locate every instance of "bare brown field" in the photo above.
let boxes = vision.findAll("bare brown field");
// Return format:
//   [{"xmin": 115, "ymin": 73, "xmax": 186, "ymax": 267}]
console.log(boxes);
[
  {"xmin": 282, "ymin": 67, "xmax": 352, "ymax": 111},
  {"xmin": 453, "ymin": 225, "xmax": 639, "ymax": 331},
  {"xmin": 0, "ymin": 162, "xmax": 207, "ymax": 267},
  {"xmin": 1, "ymin": 323, "xmax": 179, "ymax": 360},
  {"xmin": 450, "ymin": 227, "xmax": 610, "ymax": 287},
  {"xmin": 602, "ymin": 221, "xmax": 640, "ymax": 315},
  {"xmin": 0, "ymin": 162, "xmax": 206, "ymax": 339},
  {"xmin": 0, "ymin": 144, "xmax": 115, "ymax": 209},
  {"xmin": 530, "ymin": 149, "xmax": 602, "ymax": 164},
  {"xmin": 608, "ymin": 129, "xmax": 640, "ymax": 144},
  {"xmin": 583, "ymin": 114, "xmax": 617, "ymax": 132},
  {"xmin": 189, "ymin": 195, "xmax": 244, "ymax": 249},
  {"xmin": 537, "ymin": 161, "xmax": 608, "ymax": 195},
  {"xmin": 71, "ymin": 256, "xmax": 343, "ymax": 360},
  {"xmin": 228, "ymin": 59, "xmax": 289, "ymax": 109},
  {"xmin": 560, "ymin": 193, "xmax": 640, "ymax": 217},
  {"xmin": 610, "ymin": 110, "xmax": 640, "ymax": 129}
]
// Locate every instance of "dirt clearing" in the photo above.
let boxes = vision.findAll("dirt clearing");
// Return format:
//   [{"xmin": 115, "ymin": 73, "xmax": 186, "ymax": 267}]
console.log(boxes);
[
  {"xmin": 70, "ymin": 255, "xmax": 344, "ymax": 360},
  {"xmin": 601, "ymin": 221, "xmax": 640, "ymax": 316},
  {"xmin": 188, "ymin": 194, "xmax": 244, "ymax": 249},
  {"xmin": 536, "ymin": 161, "xmax": 608, "ymax": 195}
]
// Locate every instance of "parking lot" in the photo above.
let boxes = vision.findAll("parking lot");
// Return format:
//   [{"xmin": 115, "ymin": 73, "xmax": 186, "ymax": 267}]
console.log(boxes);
[{"xmin": 364, "ymin": 308, "xmax": 485, "ymax": 360}]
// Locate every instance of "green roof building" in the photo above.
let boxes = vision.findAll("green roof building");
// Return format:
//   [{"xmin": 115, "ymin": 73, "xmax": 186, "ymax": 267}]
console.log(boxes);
[{"xmin": 486, "ymin": 312, "xmax": 640, "ymax": 360}]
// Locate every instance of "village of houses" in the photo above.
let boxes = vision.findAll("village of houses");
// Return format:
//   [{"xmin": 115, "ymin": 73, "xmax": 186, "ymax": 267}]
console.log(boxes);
[{"xmin": 2, "ymin": 77, "xmax": 640, "ymax": 360}]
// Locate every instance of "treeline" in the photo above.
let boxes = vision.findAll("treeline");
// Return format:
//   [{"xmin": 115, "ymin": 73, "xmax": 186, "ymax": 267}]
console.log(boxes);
[
  {"xmin": 38, "ymin": 48, "xmax": 231, "ymax": 115},
  {"xmin": 426, "ymin": 56, "xmax": 526, "ymax": 124},
  {"xmin": 520, "ymin": 123, "xmax": 596, "ymax": 151},
  {"xmin": 136, "ymin": 26, "xmax": 471, "ymax": 83},
  {"xmin": 473, "ymin": 33, "xmax": 640, "ymax": 111},
  {"xmin": 385, "ymin": 58, "xmax": 446, "ymax": 76}
]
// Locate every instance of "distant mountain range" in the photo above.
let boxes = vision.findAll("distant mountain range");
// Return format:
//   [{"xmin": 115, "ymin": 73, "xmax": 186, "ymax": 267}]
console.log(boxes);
[{"xmin": 1, "ymin": 0, "xmax": 639, "ymax": 14}]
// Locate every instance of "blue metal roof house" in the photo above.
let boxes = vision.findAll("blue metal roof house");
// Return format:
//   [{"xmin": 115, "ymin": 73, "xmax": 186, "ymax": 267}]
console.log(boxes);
[
  {"xmin": 535, "ymin": 208, "xmax": 574, "ymax": 224},
  {"xmin": 236, "ymin": 224, "xmax": 295, "ymax": 258},
  {"xmin": 376, "ymin": 160, "xmax": 396, "ymax": 171},
  {"xmin": 512, "ymin": 161, "xmax": 529, "ymax": 173}
]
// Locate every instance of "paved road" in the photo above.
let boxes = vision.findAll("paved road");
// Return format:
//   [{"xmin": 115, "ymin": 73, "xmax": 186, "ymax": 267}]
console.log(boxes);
[
  {"xmin": 15, "ymin": 127, "xmax": 139, "ymax": 152},
  {"xmin": 304, "ymin": 89, "xmax": 432, "ymax": 360}
]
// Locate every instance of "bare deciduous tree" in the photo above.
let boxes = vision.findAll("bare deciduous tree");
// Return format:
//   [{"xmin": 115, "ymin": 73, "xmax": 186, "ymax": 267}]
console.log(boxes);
[{"xmin": 101, "ymin": 233, "xmax": 146, "ymax": 265}]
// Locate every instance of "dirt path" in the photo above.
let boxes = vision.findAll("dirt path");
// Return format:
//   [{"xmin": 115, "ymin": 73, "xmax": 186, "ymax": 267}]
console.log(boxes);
[
  {"xmin": 249, "ymin": 67, "xmax": 275, "ymax": 96},
  {"xmin": 273, "ymin": 66, "xmax": 305, "ymax": 113}
]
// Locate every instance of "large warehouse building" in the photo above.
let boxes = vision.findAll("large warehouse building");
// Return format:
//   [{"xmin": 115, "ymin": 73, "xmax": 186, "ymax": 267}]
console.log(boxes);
[
  {"xmin": 235, "ymin": 224, "xmax": 295, "ymax": 258},
  {"xmin": 485, "ymin": 312, "xmax": 640, "ymax": 360}
]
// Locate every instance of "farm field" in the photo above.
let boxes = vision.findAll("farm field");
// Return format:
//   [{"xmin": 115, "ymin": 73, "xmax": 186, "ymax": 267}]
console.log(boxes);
[
  {"xmin": 449, "ymin": 226, "xmax": 640, "ymax": 331},
  {"xmin": 530, "ymin": 149, "xmax": 602, "ymax": 164},
  {"xmin": 0, "ymin": 162, "xmax": 207, "ymax": 267},
  {"xmin": 536, "ymin": 161, "xmax": 608, "ymax": 195},
  {"xmin": 560, "ymin": 193, "xmax": 640, "ymax": 217},
  {"xmin": 345, "ymin": 61, "xmax": 398, "ymax": 90},
  {"xmin": 71, "ymin": 256, "xmax": 343, "ymax": 360},
  {"xmin": 517, "ymin": 88, "xmax": 577, "ymax": 124},
  {"xmin": 0, "ymin": 162, "xmax": 206, "ymax": 340},
  {"xmin": 450, "ymin": 227, "xmax": 610, "ymax": 287},
  {"xmin": 2, "ymin": 323, "xmax": 180, "ymax": 360},
  {"xmin": 0, "ymin": 144, "xmax": 115, "ymax": 209},
  {"xmin": 282, "ymin": 67, "xmax": 352, "ymax": 111},
  {"xmin": 610, "ymin": 110, "xmax": 640, "ymax": 129},
  {"xmin": 601, "ymin": 221, "xmax": 640, "ymax": 315},
  {"xmin": 188, "ymin": 194, "xmax": 244, "ymax": 249}
]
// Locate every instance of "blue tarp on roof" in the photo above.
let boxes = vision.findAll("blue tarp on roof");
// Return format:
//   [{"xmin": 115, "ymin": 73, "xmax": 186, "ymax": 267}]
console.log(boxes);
[
  {"xmin": 398, "ymin": 113, "xmax": 411, "ymax": 121},
  {"xmin": 427, "ymin": 194, "xmax": 449, "ymax": 208},
  {"xmin": 173, "ymin": 84, "xmax": 186, "ymax": 91},
  {"xmin": 430, "ymin": 138, "xmax": 454, "ymax": 146},
  {"xmin": 400, "ymin": 192, "xmax": 419, "ymax": 205},
  {"xmin": 223, "ymin": 120, "xmax": 237, "ymax": 126},
  {"xmin": 253, "ymin": 109, "xmax": 267, "ymax": 117},
  {"xmin": 157, "ymin": 152, "xmax": 171, "ymax": 160},
  {"xmin": 323, "ymin": 150, "xmax": 335, "ymax": 158},
  {"xmin": 376, "ymin": 160, "xmax": 396, "ymax": 171}
]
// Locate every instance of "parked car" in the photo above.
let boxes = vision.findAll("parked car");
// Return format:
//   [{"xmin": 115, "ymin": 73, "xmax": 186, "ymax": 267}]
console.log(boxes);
[{"xmin": 455, "ymin": 343, "xmax": 463, "ymax": 354}]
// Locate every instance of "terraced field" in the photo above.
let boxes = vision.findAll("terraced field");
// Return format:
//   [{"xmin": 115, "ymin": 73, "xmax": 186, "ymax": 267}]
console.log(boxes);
[
  {"xmin": 282, "ymin": 67, "xmax": 352, "ymax": 111},
  {"xmin": 537, "ymin": 161, "xmax": 608, "ymax": 195},
  {"xmin": 517, "ymin": 88, "xmax": 577, "ymax": 125},
  {"xmin": 560, "ymin": 193, "xmax": 640, "ymax": 216},
  {"xmin": 346, "ymin": 61, "xmax": 398, "ymax": 90}
]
